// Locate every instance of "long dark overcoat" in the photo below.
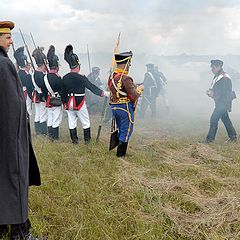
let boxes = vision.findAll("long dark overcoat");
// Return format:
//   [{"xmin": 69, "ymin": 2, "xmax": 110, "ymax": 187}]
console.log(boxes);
[{"xmin": 0, "ymin": 46, "xmax": 41, "ymax": 225}]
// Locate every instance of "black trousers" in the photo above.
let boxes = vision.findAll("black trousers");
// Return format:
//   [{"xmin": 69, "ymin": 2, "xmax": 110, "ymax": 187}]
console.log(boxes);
[
  {"xmin": 0, "ymin": 219, "xmax": 31, "ymax": 238},
  {"xmin": 140, "ymin": 96, "xmax": 157, "ymax": 118},
  {"xmin": 207, "ymin": 107, "xmax": 237, "ymax": 141}
]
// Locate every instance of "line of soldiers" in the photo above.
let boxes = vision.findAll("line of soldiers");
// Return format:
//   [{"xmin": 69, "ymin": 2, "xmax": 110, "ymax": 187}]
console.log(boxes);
[
  {"xmin": 1, "ymin": 20, "xmax": 144, "ymax": 239},
  {"xmin": 14, "ymin": 44, "xmax": 109, "ymax": 144}
]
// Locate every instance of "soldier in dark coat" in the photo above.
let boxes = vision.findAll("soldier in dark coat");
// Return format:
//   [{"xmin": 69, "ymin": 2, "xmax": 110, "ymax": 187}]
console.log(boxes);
[
  {"xmin": 0, "ymin": 20, "xmax": 41, "ymax": 240},
  {"xmin": 62, "ymin": 45, "xmax": 109, "ymax": 144},
  {"xmin": 139, "ymin": 63, "xmax": 161, "ymax": 118},
  {"xmin": 86, "ymin": 66, "xmax": 104, "ymax": 113},
  {"xmin": 14, "ymin": 46, "xmax": 34, "ymax": 116},
  {"xmin": 155, "ymin": 65, "xmax": 169, "ymax": 110},
  {"xmin": 45, "ymin": 45, "xmax": 63, "ymax": 140},
  {"xmin": 204, "ymin": 59, "xmax": 237, "ymax": 143},
  {"xmin": 108, "ymin": 51, "xmax": 144, "ymax": 157},
  {"xmin": 32, "ymin": 47, "xmax": 48, "ymax": 135}
]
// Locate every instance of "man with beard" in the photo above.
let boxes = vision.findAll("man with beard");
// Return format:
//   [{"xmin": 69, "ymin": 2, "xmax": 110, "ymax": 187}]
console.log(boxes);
[{"xmin": 0, "ymin": 20, "xmax": 41, "ymax": 240}]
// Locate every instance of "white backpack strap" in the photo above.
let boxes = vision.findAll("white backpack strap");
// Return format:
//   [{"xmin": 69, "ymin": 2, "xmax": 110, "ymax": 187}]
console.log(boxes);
[
  {"xmin": 44, "ymin": 75, "xmax": 55, "ymax": 96},
  {"xmin": 147, "ymin": 72, "xmax": 157, "ymax": 87},
  {"xmin": 31, "ymin": 73, "xmax": 42, "ymax": 93},
  {"xmin": 211, "ymin": 73, "xmax": 231, "ymax": 88}
]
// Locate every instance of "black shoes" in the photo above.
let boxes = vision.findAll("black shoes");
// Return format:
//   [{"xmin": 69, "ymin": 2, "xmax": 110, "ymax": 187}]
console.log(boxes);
[
  {"xmin": 200, "ymin": 136, "xmax": 237, "ymax": 144},
  {"xmin": 10, "ymin": 233, "xmax": 38, "ymax": 240},
  {"xmin": 224, "ymin": 137, "xmax": 237, "ymax": 144},
  {"xmin": 199, "ymin": 138, "xmax": 213, "ymax": 144},
  {"xmin": 0, "ymin": 226, "xmax": 8, "ymax": 239},
  {"xmin": 70, "ymin": 128, "xmax": 79, "ymax": 144},
  {"xmin": 117, "ymin": 142, "xmax": 128, "ymax": 157},
  {"xmin": 83, "ymin": 127, "xmax": 91, "ymax": 144}
]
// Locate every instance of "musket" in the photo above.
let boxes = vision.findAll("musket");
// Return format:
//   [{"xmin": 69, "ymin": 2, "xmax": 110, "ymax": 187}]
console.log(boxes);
[
  {"xmin": 30, "ymin": 32, "xmax": 49, "ymax": 73},
  {"xmin": 86, "ymin": 44, "xmax": 92, "ymax": 74},
  {"xmin": 96, "ymin": 32, "xmax": 121, "ymax": 142},
  {"xmin": 11, "ymin": 43, "xmax": 19, "ymax": 71},
  {"xmin": 19, "ymin": 29, "xmax": 36, "ymax": 71},
  {"xmin": 30, "ymin": 32, "xmax": 37, "ymax": 49},
  {"xmin": 11, "ymin": 42, "xmax": 16, "ymax": 53}
]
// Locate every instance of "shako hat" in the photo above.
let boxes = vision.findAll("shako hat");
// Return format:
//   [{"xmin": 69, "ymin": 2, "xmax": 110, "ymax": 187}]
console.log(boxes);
[
  {"xmin": 32, "ymin": 47, "xmax": 47, "ymax": 67},
  {"xmin": 92, "ymin": 66, "xmax": 100, "ymax": 72},
  {"xmin": 114, "ymin": 51, "xmax": 133, "ymax": 64},
  {"xmin": 47, "ymin": 45, "xmax": 59, "ymax": 69},
  {"xmin": 64, "ymin": 44, "xmax": 80, "ymax": 69},
  {"xmin": 146, "ymin": 63, "xmax": 154, "ymax": 69},
  {"xmin": 210, "ymin": 59, "xmax": 223, "ymax": 67},
  {"xmin": 14, "ymin": 46, "xmax": 28, "ymax": 68}
]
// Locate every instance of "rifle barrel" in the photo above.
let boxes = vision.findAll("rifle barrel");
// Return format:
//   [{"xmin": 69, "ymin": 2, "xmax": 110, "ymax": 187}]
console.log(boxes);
[
  {"xmin": 87, "ymin": 44, "xmax": 91, "ymax": 74},
  {"xmin": 19, "ymin": 29, "xmax": 35, "ymax": 71},
  {"xmin": 30, "ymin": 32, "xmax": 37, "ymax": 49},
  {"xmin": 30, "ymin": 32, "xmax": 49, "ymax": 73}
]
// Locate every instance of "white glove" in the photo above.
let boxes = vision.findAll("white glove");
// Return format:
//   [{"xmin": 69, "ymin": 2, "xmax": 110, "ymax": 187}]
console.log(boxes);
[{"xmin": 103, "ymin": 90, "xmax": 110, "ymax": 97}]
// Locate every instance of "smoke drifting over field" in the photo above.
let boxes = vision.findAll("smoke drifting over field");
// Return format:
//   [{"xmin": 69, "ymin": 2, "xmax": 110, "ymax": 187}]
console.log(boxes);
[{"xmin": 3, "ymin": 0, "xmax": 240, "ymax": 138}]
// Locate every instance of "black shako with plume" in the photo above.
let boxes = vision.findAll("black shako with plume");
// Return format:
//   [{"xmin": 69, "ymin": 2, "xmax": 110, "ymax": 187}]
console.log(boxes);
[
  {"xmin": 32, "ymin": 47, "xmax": 47, "ymax": 67},
  {"xmin": 64, "ymin": 44, "xmax": 80, "ymax": 69},
  {"xmin": 13, "ymin": 46, "xmax": 28, "ymax": 68},
  {"xmin": 47, "ymin": 45, "xmax": 59, "ymax": 70}
]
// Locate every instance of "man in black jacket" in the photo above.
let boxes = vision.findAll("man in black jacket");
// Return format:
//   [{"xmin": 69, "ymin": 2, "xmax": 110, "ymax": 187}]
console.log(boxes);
[
  {"xmin": 0, "ymin": 20, "xmax": 41, "ymax": 240},
  {"xmin": 204, "ymin": 59, "xmax": 237, "ymax": 143},
  {"xmin": 62, "ymin": 45, "xmax": 109, "ymax": 144}
]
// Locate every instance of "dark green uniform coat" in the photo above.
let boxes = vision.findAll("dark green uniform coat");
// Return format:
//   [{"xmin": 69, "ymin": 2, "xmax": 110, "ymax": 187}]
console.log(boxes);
[{"xmin": 0, "ymin": 46, "xmax": 41, "ymax": 225}]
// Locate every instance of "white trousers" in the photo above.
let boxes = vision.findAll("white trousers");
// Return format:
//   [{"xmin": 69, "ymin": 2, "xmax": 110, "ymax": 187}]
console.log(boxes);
[
  {"xmin": 34, "ymin": 102, "xmax": 48, "ymax": 123},
  {"xmin": 47, "ymin": 106, "xmax": 63, "ymax": 128},
  {"xmin": 26, "ymin": 95, "xmax": 32, "ymax": 116},
  {"xmin": 66, "ymin": 102, "xmax": 90, "ymax": 130}
]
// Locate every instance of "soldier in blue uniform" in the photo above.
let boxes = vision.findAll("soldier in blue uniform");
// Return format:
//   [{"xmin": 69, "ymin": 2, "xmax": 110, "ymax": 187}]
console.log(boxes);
[
  {"xmin": 32, "ymin": 47, "xmax": 48, "ymax": 135},
  {"xmin": 204, "ymin": 59, "xmax": 237, "ymax": 143},
  {"xmin": 45, "ymin": 45, "xmax": 63, "ymax": 140},
  {"xmin": 86, "ymin": 66, "xmax": 104, "ymax": 113},
  {"xmin": 14, "ymin": 47, "xmax": 34, "ymax": 116},
  {"xmin": 139, "ymin": 63, "xmax": 161, "ymax": 118},
  {"xmin": 62, "ymin": 45, "xmax": 109, "ymax": 144},
  {"xmin": 108, "ymin": 51, "xmax": 144, "ymax": 157}
]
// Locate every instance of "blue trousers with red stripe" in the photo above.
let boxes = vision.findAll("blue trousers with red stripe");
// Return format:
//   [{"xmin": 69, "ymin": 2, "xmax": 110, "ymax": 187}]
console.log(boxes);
[{"xmin": 110, "ymin": 102, "xmax": 134, "ymax": 143}]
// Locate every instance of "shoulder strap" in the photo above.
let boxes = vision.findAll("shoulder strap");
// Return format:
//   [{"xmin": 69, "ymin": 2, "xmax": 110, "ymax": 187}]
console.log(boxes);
[
  {"xmin": 111, "ymin": 73, "xmax": 127, "ymax": 96},
  {"xmin": 147, "ymin": 72, "xmax": 157, "ymax": 87},
  {"xmin": 31, "ymin": 73, "xmax": 42, "ymax": 93},
  {"xmin": 211, "ymin": 73, "xmax": 231, "ymax": 88},
  {"xmin": 44, "ymin": 75, "xmax": 55, "ymax": 96}
]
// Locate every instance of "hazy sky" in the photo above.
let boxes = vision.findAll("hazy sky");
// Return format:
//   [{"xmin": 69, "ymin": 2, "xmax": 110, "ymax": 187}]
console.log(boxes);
[{"xmin": 2, "ymin": 0, "xmax": 240, "ymax": 55}]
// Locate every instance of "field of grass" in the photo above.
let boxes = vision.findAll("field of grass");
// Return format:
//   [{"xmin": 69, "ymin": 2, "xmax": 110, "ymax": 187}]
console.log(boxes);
[{"xmin": 17, "ymin": 113, "xmax": 240, "ymax": 240}]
